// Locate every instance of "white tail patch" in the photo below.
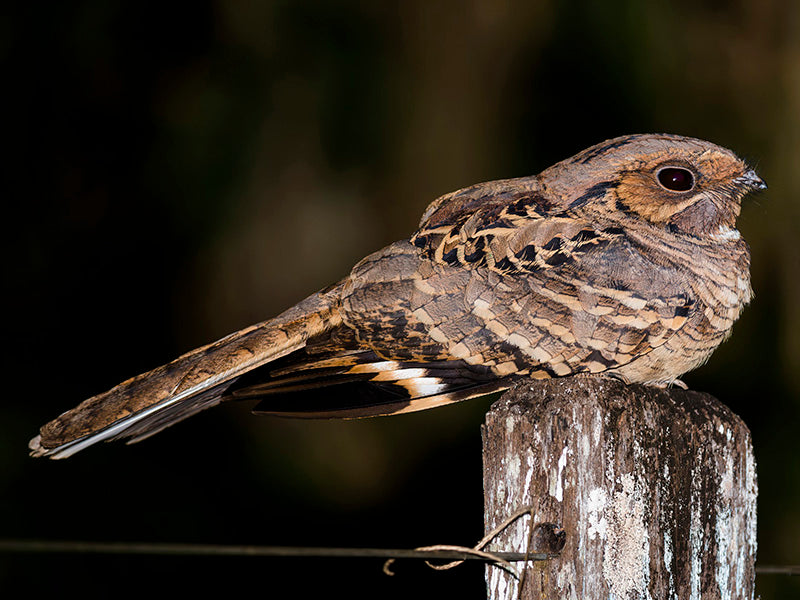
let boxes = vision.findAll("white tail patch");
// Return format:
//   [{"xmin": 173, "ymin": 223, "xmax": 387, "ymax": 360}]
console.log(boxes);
[
  {"xmin": 347, "ymin": 361, "xmax": 402, "ymax": 374},
  {"xmin": 395, "ymin": 377, "xmax": 448, "ymax": 397},
  {"xmin": 369, "ymin": 367, "xmax": 429, "ymax": 381}
]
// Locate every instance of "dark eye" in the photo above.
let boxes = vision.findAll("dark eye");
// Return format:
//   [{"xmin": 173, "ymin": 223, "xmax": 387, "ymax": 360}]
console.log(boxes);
[{"xmin": 657, "ymin": 167, "xmax": 695, "ymax": 192}]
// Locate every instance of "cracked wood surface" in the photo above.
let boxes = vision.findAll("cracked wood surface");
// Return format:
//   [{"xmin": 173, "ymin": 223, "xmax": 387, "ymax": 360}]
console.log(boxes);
[{"xmin": 482, "ymin": 377, "xmax": 756, "ymax": 600}]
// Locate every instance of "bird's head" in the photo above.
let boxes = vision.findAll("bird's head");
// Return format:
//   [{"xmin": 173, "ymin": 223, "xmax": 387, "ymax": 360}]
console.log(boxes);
[{"xmin": 539, "ymin": 134, "xmax": 766, "ymax": 239}]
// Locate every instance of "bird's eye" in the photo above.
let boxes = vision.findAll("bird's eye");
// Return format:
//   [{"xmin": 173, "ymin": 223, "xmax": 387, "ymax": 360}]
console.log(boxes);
[{"xmin": 656, "ymin": 167, "xmax": 695, "ymax": 192}]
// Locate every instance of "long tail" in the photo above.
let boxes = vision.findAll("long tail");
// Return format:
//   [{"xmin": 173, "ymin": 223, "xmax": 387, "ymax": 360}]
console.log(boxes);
[{"xmin": 28, "ymin": 285, "xmax": 345, "ymax": 459}]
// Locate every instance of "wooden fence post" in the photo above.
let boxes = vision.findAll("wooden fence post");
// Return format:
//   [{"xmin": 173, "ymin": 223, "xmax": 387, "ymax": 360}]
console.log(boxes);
[{"xmin": 482, "ymin": 377, "xmax": 757, "ymax": 599}]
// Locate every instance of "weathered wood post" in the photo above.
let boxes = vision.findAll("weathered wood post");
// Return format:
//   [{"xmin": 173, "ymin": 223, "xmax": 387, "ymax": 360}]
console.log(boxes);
[{"xmin": 482, "ymin": 377, "xmax": 757, "ymax": 599}]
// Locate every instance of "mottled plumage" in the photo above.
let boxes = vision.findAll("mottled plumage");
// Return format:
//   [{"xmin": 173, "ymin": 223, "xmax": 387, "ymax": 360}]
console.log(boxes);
[{"xmin": 30, "ymin": 134, "xmax": 765, "ymax": 458}]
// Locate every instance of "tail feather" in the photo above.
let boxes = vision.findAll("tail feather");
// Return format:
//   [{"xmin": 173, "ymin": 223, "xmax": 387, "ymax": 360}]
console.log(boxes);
[
  {"xmin": 29, "ymin": 285, "xmax": 344, "ymax": 459},
  {"xmin": 29, "ymin": 281, "xmax": 513, "ymax": 460},
  {"xmin": 249, "ymin": 379, "xmax": 511, "ymax": 419}
]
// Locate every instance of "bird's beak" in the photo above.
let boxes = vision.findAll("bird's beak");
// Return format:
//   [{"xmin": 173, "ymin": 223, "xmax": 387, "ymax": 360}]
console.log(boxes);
[{"xmin": 737, "ymin": 169, "xmax": 767, "ymax": 191}]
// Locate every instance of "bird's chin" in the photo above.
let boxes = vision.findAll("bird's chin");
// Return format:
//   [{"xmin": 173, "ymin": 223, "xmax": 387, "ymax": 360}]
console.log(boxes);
[{"xmin": 669, "ymin": 196, "xmax": 733, "ymax": 238}]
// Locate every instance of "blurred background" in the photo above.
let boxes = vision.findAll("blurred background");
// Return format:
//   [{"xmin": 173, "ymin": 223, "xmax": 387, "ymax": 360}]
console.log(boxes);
[{"xmin": 2, "ymin": 1, "xmax": 799, "ymax": 598}]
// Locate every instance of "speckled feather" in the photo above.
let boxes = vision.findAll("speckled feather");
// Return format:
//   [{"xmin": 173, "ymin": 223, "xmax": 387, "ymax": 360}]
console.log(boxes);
[{"xmin": 30, "ymin": 134, "xmax": 765, "ymax": 458}]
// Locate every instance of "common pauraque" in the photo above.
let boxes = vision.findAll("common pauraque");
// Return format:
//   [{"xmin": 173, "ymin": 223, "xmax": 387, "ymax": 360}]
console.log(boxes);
[{"xmin": 30, "ymin": 134, "xmax": 766, "ymax": 458}]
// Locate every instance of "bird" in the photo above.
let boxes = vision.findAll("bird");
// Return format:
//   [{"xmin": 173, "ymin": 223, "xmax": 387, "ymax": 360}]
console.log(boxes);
[{"xmin": 29, "ymin": 133, "xmax": 766, "ymax": 459}]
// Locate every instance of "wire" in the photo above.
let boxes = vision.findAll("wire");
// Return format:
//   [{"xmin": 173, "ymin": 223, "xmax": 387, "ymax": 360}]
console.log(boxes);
[
  {"xmin": 756, "ymin": 565, "xmax": 800, "ymax": 576},
  {"xmin": 0, "ymin": 539, "xmax": 548, "ymax": 562},
  {"xmin": 0, "ymin": 539, "xmax": 797, "ymax": 576}
]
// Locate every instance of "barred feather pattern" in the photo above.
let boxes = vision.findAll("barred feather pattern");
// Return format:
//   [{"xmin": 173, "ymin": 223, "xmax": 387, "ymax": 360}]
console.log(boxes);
[{"xmin": 30, "ymin": 133, "xmax": 763, "ymax": 458}]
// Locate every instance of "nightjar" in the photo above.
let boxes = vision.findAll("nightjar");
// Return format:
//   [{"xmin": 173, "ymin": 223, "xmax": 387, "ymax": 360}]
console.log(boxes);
[{"xmin": 30, "ymin": 134, "xmax": 766, "ymax": 458}]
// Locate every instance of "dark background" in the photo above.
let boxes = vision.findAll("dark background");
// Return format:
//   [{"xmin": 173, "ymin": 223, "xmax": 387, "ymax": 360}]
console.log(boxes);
[{"xmin": 2, "ymin": 1, "xmax": 799, "ymax": 598}]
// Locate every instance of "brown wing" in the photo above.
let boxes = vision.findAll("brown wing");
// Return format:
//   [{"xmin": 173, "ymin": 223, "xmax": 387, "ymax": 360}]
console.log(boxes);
[
  {"xmin": 225, "ymin": 180, "xmax": 576, "ymax": 417},
  {"xmin": 230, "ymin": 308, "xmax": 512, "ymax": 418},
  {"xmin": 338, "ymin": 178, "xmax": 696, "ymax": 385}
]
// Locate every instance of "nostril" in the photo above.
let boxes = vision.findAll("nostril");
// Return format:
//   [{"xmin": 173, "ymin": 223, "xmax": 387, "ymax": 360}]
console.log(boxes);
[{"xmin": 738, "ymin": 169, "xmax": 767, "ymax": 190}]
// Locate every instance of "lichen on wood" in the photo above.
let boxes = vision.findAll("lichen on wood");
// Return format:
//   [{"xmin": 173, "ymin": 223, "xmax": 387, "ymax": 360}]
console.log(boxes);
[{"xmin": 482, "ymin": 377, "xmax": 757, "ymax": 600}]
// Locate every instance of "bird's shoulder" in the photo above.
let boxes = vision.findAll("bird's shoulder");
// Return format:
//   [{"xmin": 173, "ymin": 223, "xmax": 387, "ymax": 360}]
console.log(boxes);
[{"xmin": 410, "ymin": 175, "xmax": 627, "ymax": 279}]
